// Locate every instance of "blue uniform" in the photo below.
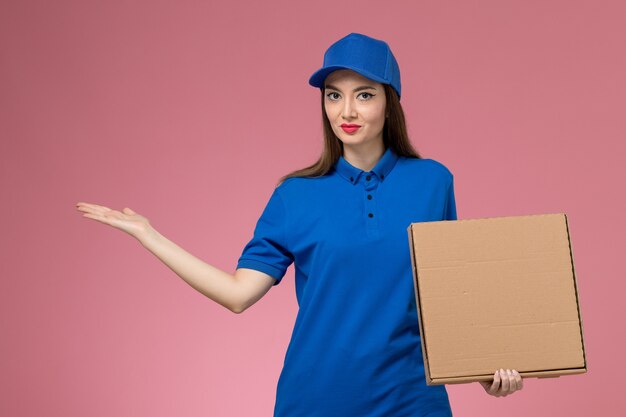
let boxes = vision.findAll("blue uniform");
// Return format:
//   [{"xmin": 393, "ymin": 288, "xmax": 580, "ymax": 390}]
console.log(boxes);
[{"xmin": 237, "ymin": 147, "xmax": 457, "ymax": 417}]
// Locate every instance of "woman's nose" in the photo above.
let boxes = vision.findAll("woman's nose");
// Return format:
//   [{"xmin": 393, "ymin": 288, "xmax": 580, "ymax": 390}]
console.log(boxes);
[{"xmin": 342, "ymin": 99, "xmax": 357, "ymax": 119}]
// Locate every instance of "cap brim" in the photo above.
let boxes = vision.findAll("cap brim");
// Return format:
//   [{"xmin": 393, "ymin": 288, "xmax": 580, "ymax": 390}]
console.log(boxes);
[{"xmin": 308, "ymin": 65, "xmax": 389, "ymax": 89}]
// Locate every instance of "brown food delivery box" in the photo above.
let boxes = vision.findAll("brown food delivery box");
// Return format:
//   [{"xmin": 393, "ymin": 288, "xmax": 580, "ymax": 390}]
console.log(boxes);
[{"xmin": 406, "ymin": 213, "xmax": 587, "ymax": 385}]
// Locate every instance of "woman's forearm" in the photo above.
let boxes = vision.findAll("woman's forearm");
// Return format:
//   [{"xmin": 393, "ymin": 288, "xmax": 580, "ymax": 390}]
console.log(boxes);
[{"xmin": 138, "ymin": 227, "xmax": 240, "ymax": 313}]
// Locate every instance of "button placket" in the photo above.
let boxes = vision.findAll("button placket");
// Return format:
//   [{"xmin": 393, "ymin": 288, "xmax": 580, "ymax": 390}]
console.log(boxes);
[{"xmin": 363, "ymin": 172, "xmax": 379, "ymax": 236}]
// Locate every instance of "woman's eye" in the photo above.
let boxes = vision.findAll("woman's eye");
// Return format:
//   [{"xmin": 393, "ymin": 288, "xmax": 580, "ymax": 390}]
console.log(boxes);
[{"xmin": 326, "ymin": 92, "xmax": 375, "ymax": 101}]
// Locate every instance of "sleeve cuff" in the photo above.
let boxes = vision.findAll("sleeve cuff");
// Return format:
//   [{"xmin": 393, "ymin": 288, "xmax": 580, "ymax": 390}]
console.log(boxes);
[{"xmin": 236, "ymin": 259, "xmax": 284, "ymax": 285}]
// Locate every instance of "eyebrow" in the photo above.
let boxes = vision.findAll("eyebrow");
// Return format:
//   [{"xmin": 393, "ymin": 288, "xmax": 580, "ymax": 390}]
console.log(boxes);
[{"xmin": 324, "ymin": 84, "xmax": 378, "ymax": 93}]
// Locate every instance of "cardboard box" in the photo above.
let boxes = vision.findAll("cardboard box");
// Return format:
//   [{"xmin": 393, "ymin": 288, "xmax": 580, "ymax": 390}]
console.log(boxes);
[{"xmin": 406, "ymin": 213, "xmax": 587, "ymax": 385}]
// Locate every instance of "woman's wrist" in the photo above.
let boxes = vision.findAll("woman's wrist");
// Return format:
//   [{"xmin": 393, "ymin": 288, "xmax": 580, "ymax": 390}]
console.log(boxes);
[{"xmin": 137, "ymin": 224, "xmax": 161, "ymax": 248}]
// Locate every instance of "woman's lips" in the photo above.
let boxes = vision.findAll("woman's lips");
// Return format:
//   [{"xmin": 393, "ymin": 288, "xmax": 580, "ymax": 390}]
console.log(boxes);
[{"xmin": 341, "ymin": 125, "xmax": 361, "ymax": 133}]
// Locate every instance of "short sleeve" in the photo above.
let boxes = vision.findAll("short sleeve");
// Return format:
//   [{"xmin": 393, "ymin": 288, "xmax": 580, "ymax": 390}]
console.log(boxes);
[
  {"xmin": 236, "ymin": 188, "xmax": 294, "ymax": 286},
  {"xmin": 443, "ymin": 175, "xmax": 458, "ymax": 221}
]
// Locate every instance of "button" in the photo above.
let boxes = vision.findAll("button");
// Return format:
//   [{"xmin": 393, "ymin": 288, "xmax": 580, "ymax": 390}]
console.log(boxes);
[
  {"xmin": 366, "ymin": 175, "xmax": 371, "ymax": 181},
  {"xmin": 349, "ymin": 176, "xmax": 354, "ymax": 182},
  {"xmin": 368, "ymin": 213, "xmax": 374, "ymax": 218},
  {"xmin": 367, "ymin": 194, "xmax": 372, "ymax": 200},
  {"xmin": 381, "ymin": 174, "xmax": 385, "ymax": 180}
]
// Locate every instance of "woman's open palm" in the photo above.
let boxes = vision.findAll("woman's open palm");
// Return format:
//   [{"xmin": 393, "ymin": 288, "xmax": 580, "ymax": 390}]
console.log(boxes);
[{"xmin": 76, "ymin": 202, "xmax": 151, "ymax": 241}]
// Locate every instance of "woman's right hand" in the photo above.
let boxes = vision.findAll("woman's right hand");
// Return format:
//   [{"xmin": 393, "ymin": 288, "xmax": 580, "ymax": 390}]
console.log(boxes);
[{"xmin": 75, "ymin": 202, "xmax": 154, "ymax": 243}]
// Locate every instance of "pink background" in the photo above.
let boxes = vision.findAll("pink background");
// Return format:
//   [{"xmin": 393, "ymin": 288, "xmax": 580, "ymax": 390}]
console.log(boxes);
[{"xmin": 1, "ymin": 0, "xmax": 624, "ymax": 416}]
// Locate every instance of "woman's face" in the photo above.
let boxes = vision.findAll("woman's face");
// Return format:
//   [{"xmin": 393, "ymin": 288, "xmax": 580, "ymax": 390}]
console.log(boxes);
[{"xmin": 323, "ymin": 69, "xmax": 387, "ymax": 149}]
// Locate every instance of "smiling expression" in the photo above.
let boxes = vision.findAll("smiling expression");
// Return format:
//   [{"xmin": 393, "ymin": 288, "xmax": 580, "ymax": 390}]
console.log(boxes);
[{"xmin": 323, "ymin": 69, "xmax": 387, "ymax": 147}]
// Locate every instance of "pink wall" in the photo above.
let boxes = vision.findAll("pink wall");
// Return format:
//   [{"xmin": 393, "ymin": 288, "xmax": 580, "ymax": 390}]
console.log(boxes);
[{"xmin": 1, "ymin": 0, "xmax": 624, "ymax": 416}]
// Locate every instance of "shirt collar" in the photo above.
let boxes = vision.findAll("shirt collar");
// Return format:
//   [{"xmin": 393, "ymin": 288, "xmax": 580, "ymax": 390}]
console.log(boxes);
[{"xmin": 333, "ymin": 147, "xmax": 399, "ymax": 185}]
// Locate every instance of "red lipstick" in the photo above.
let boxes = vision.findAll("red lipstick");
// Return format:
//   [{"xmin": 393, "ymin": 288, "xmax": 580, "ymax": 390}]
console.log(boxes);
[{"xmin": 341, "ymin": 123, "xmax": 361, "ymax": 133}]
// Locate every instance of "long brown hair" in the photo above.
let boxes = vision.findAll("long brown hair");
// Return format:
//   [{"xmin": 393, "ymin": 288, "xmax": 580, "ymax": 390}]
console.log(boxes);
[{"xmin": 276, "ymin": 84, "xmax": 422, "ymax": 187}]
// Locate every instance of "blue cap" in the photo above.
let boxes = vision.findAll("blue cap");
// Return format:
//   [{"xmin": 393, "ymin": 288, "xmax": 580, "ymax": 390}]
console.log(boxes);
[{"xmin": 308, "ymin": 33, "xmax": 402, "ymax": 99}]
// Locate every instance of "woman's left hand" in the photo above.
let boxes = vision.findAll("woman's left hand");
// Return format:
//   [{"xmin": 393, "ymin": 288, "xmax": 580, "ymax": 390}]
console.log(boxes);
[{"xmin": 479, "ymin": 369, "xmax": 523, "ymax": 397}]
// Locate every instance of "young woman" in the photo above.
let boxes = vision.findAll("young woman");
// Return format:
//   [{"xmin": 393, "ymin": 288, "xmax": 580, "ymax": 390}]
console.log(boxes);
[{"xmin": 76, "ymin": 32, "xmax": 523, "ymax": 416}]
